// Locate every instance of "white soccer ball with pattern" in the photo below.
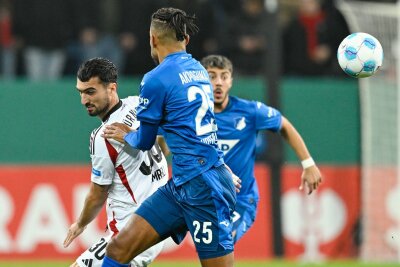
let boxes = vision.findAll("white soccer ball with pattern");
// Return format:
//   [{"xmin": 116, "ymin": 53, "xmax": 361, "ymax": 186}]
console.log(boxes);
[{"xmin": 337, "ymin": 32, "xmax": 383, "ymax": 78}]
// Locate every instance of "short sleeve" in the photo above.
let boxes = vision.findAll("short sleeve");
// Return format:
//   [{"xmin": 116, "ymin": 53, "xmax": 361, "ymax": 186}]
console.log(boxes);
[
  {"xmin": 254, "ymin": 101, "xmax": 282, "ymax": 132},
  {"xmin": 90, "ymin": 155, "xmax": 115, "ymax": 185},
  {"xmin": 136, "ymin": 76, "xmax": 166, "ymax": 125}
]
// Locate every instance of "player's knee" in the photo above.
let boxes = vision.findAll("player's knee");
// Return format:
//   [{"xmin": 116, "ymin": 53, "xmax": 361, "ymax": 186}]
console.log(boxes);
[{"xmin": 106, "ymin": 235, "xmax": 130, "ymax": 263}]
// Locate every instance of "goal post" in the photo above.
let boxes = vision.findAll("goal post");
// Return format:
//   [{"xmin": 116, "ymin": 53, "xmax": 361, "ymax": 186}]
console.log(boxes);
[{"xmin": 336, "ymin": 0, "xmax": 400, "ymax": 262}]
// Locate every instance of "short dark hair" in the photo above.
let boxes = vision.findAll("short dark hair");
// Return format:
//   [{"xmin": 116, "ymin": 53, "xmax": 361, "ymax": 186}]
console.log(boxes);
[
  {"xmin": 201, "ymin": 55, "xmax": 233, "ymax": 74},
  {"xmin": 151, "ymin": 7, "xmax": 199, "ymax": 42},
  {"xmin": 77, "ymin": 57, "xmax": 117, "ymax": 84}
]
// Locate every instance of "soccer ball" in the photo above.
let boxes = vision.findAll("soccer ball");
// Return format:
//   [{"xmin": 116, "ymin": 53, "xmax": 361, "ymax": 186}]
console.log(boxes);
[{"xmin": 337, "ymin": 32, "xmax": 383, "ymax": 78}]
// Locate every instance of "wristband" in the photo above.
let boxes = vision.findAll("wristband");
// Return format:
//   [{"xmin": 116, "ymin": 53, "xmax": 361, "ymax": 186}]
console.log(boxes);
[{"xmin": 301, "ymin": 158, "xmax": 315, "ymax": 169}]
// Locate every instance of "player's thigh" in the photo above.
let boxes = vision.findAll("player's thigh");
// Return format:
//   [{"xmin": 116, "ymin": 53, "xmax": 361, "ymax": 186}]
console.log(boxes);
[
  {"xmin": 107, "ymin": 213, "xmax": 162, "ymax": 261},
  {"xmin": 135, "ymin": 179, "xmax": 188, "ymax": 244},
  {"xmin": 182, "ymin": 165, "xmax": 236, "ymax": 260},
  {"xmin": 232, "ymin": 199, "xmax": 258, "ymax": 243}
]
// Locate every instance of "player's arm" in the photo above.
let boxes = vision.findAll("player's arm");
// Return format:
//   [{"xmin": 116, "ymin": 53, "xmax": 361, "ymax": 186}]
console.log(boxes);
[
  {"xmin": 102, "ymin": 122, "xmax": 132, "ymax": 143},
  {"xmin": 63, "ymin": 182, "xmax": 109, "ymax": 248},
  {"xmin": 103, "ymin": 78, "xmax": 165, "ymax": 151},
  {"xmin": 224, "ymin": 164, "xmax": 242, "ymax": 193},
  {"xmin": 156, "ymin": 135, "xmax": 170, "ymax": 156},
  {"xmin": 103, "ymin": 121, "xmax": 158, "ymax": 151},
  {"xmin": 279, "ymin": 116, "xmax": 322, "ymax": 194}
]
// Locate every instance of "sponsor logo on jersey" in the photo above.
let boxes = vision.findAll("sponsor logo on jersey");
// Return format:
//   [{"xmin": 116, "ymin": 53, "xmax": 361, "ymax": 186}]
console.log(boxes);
[
  {"xmin": 91, "ymin": 168, "xmax": 101, "ymax": 177},
  {"xmin": 152, "ymin": 166, "xmax": 166, "ymax": 182},
  {"xmin": 139, "ymin": 96, "xmax": 149, "ymax": 106},
  {"xmin": 235, "ymin": 117, "xmax": 246, "ymax": 130},
  {"xmin": 218, "ymin": 139, "xmax": 240, "ymax": 155}
]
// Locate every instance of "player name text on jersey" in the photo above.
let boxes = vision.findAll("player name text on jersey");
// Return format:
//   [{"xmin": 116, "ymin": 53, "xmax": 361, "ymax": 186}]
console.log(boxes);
[{"xmin": 179, "ymin": 70, "xmax": 209, "ymax": 85}]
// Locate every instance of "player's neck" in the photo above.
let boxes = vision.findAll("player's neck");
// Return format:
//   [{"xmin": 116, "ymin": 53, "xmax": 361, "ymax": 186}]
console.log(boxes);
[
  {"xmin": 99, "ymin": 98, "xmax": 121, "ymax": 121},
  {"xmin": 157, "ymin": 44, "xmax": 186, "ymax": 63}
]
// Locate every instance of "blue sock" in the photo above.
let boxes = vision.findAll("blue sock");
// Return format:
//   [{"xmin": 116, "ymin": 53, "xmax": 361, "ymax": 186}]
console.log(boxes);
[{"xmin": 101, "ymin": 256, "xmax": 130, "ymax": 267}]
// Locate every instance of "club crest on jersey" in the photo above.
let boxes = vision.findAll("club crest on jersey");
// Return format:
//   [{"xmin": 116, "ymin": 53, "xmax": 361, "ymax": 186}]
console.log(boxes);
[
  {"xmin": 92, "ymin": 168, "xmax": 102, "ymax": 176},
  {"xmin": 235, "ymin": 117, "xmax": 246, "ymax": 130},
  {"xmin": 267, "ymin": 106, "xmax": 277, "ymax": 118}
]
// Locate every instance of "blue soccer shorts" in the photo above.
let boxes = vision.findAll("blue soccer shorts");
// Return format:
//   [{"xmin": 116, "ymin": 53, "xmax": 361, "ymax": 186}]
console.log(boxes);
[
  {"xmin": 232, "ymin": 197, "xmax": 258, "ymax": 243},
  {"xmin": 136, "ymin": 164, "xmax": 236, "ymax": 259}
]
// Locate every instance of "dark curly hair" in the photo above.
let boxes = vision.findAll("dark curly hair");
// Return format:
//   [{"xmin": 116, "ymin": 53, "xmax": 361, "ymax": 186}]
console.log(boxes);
[
  {"xmin": 77, "ymin": 57, "xmax": 118, "ymax": 84},
  {"xmin": 151, "ymin": 7, "xmax": 199, "ymax": 42}
]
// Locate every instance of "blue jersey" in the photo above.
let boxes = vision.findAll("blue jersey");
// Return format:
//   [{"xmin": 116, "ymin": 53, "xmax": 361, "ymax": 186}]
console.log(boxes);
[
  {"xmin": 215, "ymin": 96, "xmax": 282, "ymax": 201},
  {"xmin": 136, "ymin": 51, "xmax": 224, "ymax": 186}
]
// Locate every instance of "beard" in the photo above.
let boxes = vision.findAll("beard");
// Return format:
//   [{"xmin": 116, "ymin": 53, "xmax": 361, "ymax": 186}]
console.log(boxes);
[{"xmin": 86, "ymin": 103, "xmax": 109, "ymax": 117}]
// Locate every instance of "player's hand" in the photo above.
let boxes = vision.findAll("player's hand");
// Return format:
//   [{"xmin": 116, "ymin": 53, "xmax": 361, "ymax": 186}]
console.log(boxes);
[
  {"xmin": 102, "ymin": 122, "xmax": 133, "ymax": 143},
  {"xmin": 224, "ymin": 164, "xmax": 241, "ymax": 193},
  {"xmin": 63, "ymin": 222, "xmax": 86, "ymax": 248},
  {"xmin": 232, "ymin": 173, "xmax": 242, "ymax": 193},
  {"xmin": 299, "ymin": 165, "xmax": 322, "ymax": 195}
]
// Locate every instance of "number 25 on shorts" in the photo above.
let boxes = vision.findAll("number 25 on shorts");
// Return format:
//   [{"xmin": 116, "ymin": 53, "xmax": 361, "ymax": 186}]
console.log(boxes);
[{"xmin": 192, "ymin": 220, "xmax": 213, "ymax": 244}]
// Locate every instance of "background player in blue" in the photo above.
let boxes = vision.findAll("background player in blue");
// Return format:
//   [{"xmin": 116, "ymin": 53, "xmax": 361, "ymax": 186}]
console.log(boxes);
[
  {"xmin": 200, "ymin": 55, "xmax": 322, "ymax": 243},
  {"xmin": 101, "ymin": 8, "xmax": 237, "ymax": 267}
]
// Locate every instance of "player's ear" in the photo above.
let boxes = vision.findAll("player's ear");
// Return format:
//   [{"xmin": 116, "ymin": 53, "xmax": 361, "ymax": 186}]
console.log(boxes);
[
  {"xmin": 109, "ymin": 82, "xmax": 117, "ymax": 93},
  {"xmin": 150, "ymin": 30, "xmax": 157, "ymax": 47},
  {"xmin": 184, "ymin": 34, "xmax": 190, "ymax": 46}
]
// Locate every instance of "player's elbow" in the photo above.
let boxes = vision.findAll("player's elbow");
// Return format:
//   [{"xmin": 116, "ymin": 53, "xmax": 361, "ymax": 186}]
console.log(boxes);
[
  {"xmin": 135, "ymin": 137, "xmax": 155, "ymax": 151},
  {"xmin": 137, "ymin": 142, "xmax": 153, "ymax": 151}
]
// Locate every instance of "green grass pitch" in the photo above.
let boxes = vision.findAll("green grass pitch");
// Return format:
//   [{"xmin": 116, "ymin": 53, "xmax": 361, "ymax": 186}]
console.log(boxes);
[{"xmin": 0, "ymin": 260, "xmax": 399, "ymax": 267}]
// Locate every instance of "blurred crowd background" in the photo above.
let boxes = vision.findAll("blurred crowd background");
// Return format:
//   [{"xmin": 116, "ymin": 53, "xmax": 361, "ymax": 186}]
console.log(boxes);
[
  {"xmin": 1, "ymin": 0, "xmax": 400, "ymax": 262},
  {"xmin": 0, "ymin": 0, "xmax": 359, "ymax": 80}
]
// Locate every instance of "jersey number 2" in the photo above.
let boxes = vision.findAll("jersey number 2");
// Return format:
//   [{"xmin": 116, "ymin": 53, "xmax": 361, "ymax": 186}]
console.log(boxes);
[{"xmin": 187, "ymin": 85, "xmax": 215, "ymax": 136}]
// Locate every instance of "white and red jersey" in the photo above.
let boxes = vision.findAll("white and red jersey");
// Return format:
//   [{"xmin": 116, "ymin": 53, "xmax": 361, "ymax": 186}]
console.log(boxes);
[{"xmin": 89, "ymin": 96, "xmax": 168, "ymax": 207}]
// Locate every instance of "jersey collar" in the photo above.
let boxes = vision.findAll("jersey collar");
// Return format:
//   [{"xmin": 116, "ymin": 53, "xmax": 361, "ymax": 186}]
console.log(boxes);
[
  {"xmin": 102, "ymin": 100, "xmax": 122, "ymax": 122},
  {"xmin": 164, "ymin": 51, "xmax": 190, "ymax": 61}
]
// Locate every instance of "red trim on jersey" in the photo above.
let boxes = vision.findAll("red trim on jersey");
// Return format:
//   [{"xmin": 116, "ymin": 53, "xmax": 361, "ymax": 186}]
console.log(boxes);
[
  {"xmin": 104, "ymin": 139, "xmax": 137, "ymax": 203},
  {"xmin": 116, "ymin": 164, "xmax": 137, "ymax": 203},
  {"xmin": 109, "ymin": 212, "xmax": 119, "ymax": 237},
  {"xmin": 105, "ymin": 139, "xmax": 118, "ymax": 165}
]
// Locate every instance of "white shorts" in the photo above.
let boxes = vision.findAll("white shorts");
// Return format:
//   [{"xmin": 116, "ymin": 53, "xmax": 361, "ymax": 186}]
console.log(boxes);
[{"xmin": 76, "ymin": 199, "xmax": 165, "ymax": 267}]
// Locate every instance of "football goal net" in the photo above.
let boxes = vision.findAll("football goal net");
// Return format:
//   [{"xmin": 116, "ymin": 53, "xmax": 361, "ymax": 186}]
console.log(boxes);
[{"xmin": 337, "ymin": 0, "xmax": 400, "ymax": 262}]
